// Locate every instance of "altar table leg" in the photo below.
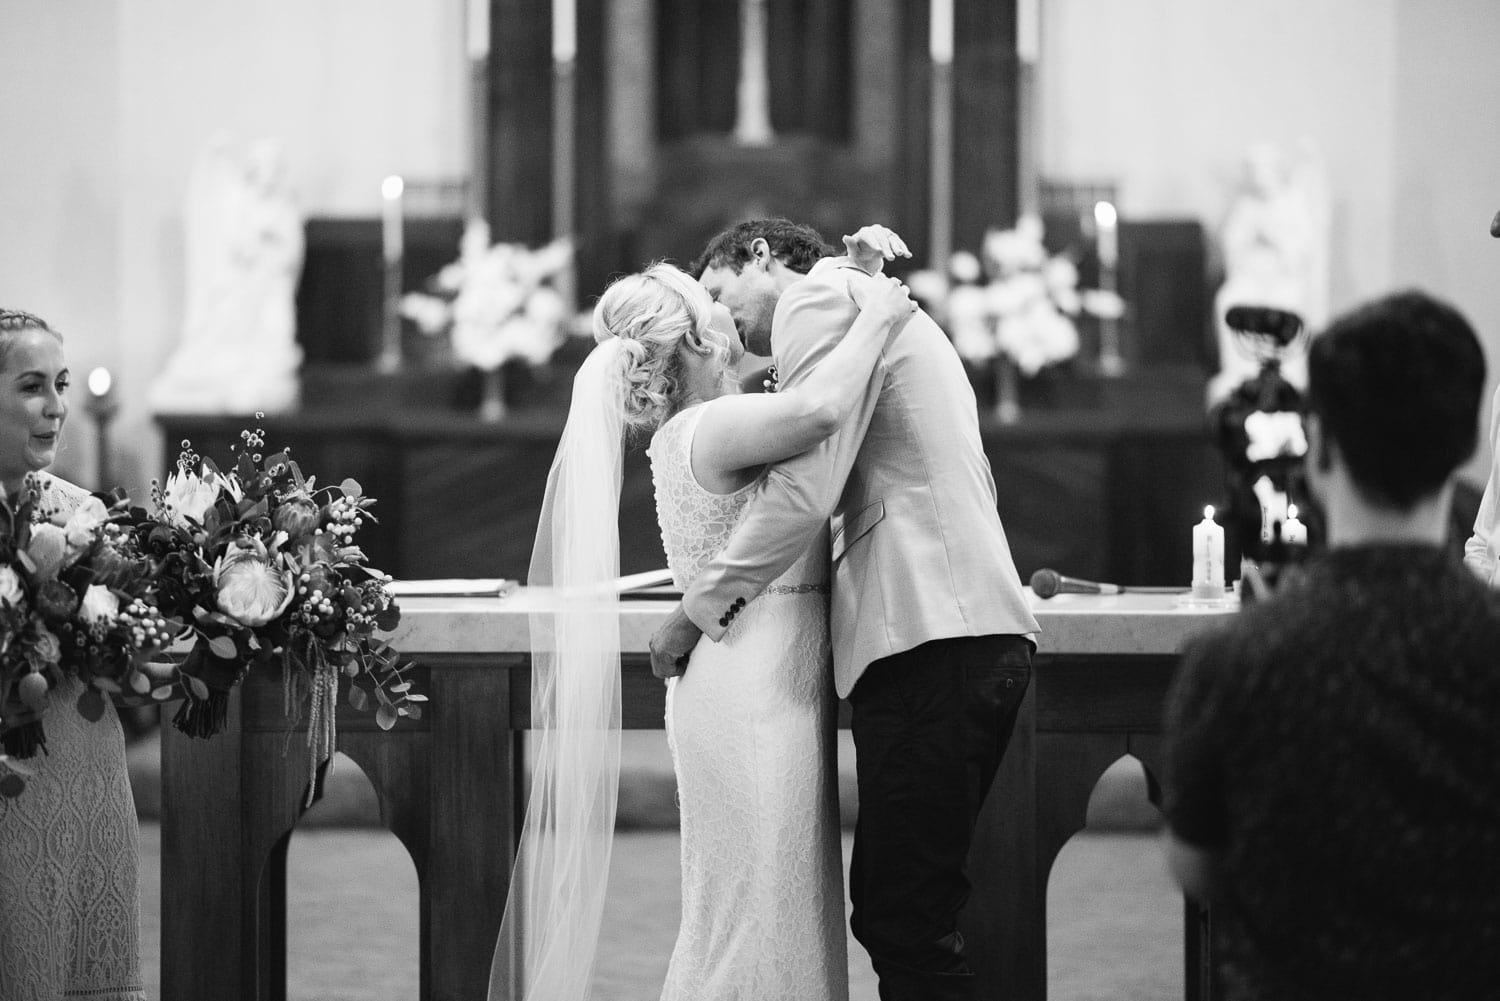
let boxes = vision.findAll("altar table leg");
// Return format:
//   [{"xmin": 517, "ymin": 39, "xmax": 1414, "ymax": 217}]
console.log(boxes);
[
  {"xmin": 161, "ymin": 704, "xmax": 251, "ymax": 1001},
  {"xmin": 964, "ymin": 685, "xmax": 1043, "ymax": 999},
  {"xmin": 422, "ymin": 662, "xmax": 520, "ymax": 1001}
]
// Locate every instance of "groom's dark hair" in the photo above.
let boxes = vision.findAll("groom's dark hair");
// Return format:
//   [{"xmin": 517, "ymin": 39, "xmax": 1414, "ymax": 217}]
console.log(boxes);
[{"xmin": 690, "ymin": 218, "xmax": 836, "ymax": 279}]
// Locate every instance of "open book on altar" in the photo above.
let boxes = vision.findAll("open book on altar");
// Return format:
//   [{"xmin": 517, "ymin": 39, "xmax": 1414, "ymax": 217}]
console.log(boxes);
[
  {"xmin": 614, "ymin": 568, "xmax": 680, "ymax": 599},
  {"xmin": 385, "ymin": 570, "xmax": 679, "ymax": 599},
  {"xmin": 386, "ymin": 578, "xmax": 517, "ymax": 598}
]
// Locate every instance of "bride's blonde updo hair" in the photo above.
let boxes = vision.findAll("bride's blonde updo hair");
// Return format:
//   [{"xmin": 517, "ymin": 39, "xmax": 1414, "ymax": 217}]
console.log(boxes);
[{"xmin": 592, "ymin": 262, "xmax": 730, "ymax": 437}]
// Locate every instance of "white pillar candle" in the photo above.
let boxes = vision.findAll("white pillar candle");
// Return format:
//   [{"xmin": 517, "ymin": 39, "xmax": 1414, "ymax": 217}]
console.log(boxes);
[
  {"xmin": 1283, "ymin": 504, "xmax": 1308, "ymax": 546},
  {"xmin": 1192, "ymin": 505, "xmax": 1225, "ymax": 596}
]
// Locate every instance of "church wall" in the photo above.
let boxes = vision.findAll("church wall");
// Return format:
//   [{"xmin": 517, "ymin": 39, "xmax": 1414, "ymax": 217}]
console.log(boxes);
[
  {"xmin": 1, "ymin": 0, "xmax": 469, "ymax": 498},
  {"xmin": 1391, "ymin": 0, "xmax": 1500, "ymax": 484},
  {"xmin": 0, "ymin": 2, "xmax": 124, "ymax": 488},
  {"xmin": 1039, "ymin": 0, "xmax": 1500, "ymax": 482},
  {"xmin": 1038, "ymin": 0, "xmax": 1399, "ymax": 312}
]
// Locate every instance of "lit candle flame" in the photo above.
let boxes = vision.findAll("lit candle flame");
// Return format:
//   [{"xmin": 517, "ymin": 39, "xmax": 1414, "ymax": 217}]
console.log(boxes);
[
  {"xmin": 1287, "ymin": 504, "xmax": 1299, "ymax": 519},
  {"xmin": 381, "ymin": 175, "xmax": 404, "ymax": 200},
  {"xmin": 1203, "ymin": 505, "xmax": 1215, "ymax": 520},
  {"xmin": 1094, "ymin": 200, "xmax": 1118, "ymax": 229},
  {"xmin": 87, "ymin": 367, "xmax": 112, "ymax": 397}
]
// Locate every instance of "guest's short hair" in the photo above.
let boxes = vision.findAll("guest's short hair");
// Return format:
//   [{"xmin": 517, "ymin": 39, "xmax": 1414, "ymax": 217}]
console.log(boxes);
[
  {"xmin": 0, "ymin": 310, "xmax": 62, "ymax": 369},
  {"xmin": 1308, "ymin": 290, "xmax": 1484, "ymax": 509},
  {"xmin": 690, "ymin": 218, "xmax": 836, "ymax": 278}
]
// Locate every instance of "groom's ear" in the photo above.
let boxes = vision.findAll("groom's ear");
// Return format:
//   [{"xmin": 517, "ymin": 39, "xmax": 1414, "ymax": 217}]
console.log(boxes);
[{"xmin": 748, "ymin": 238, "xmax": 774, "ymax": 269}]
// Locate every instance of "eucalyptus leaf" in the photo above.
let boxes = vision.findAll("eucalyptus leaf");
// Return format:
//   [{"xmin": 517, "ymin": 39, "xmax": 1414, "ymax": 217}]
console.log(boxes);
[
  {"xmin": 403, "ymin": 693, "xmax": 429, "ymax": 703},
  {"xmin": 375, "ymin": 704, "xmax": 397, "ymax": 730},
  {"xmin": 187, "ymin": 675, "xmax": 210, "ymax": 701},
  {"xmin": 389, "ymin": 681, "xmax": 411, "ymax": 694},
  {"xmin": 348, "ymin": 686, "xmax": 370, "ymax": 711},
  {"xmin": 208, "ymin": 635, "xmax": 238, "ymax": 660},
  {"xmin": 340, "ymin": 478, "xmax": 363, "ymax": 499}
]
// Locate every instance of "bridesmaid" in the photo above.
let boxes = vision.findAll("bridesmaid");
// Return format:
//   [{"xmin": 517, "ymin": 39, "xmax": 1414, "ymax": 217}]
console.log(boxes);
[{"xmin": 0, "ymin": 309, "xmax": 146, "ymax": 1001}]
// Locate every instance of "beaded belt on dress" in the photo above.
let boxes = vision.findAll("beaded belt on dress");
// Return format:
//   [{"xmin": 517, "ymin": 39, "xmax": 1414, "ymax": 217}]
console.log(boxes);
[{"xmin": 764, "ymin": 583, "xmax": 830, "ymax": 595}]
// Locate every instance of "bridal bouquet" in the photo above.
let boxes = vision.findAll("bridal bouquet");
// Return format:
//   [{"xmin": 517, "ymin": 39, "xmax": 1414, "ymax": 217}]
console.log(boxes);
[
  {"xmin": 141, "ymin": 422, "xmax": 420, "ymax": 787},
  {"xmin": 910, "ymin": 214, "xmax": 1125, "ymax": 377},
  {"xmin": 400, "ymin": 218, "xmax": 575, "ymax": 372},
  {"xmin": 0, "ymin": 485, "xmax": 179, "ymax": 797}
]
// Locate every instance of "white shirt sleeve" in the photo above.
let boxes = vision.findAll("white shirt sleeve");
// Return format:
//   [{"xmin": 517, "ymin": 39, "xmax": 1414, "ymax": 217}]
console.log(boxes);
[{"xmin": 1463, "ymin": 383, "xmax": 1500, "ymax": 588}]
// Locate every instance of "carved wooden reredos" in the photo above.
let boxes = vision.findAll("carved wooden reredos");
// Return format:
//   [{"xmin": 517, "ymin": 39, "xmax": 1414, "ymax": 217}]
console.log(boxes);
[{"xmin": 486, "ymin": 0, "xmax": 1020, "ymax": 298}]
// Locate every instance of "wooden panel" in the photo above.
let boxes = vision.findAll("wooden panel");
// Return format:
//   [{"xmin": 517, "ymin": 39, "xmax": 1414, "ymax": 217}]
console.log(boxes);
[
  {"xmin": 573, "ymin": 0, "xmax": 613, "ymax": 301},
  {"xmin": 768, "ymin": 0, "xmax": 852, "ymax": 139},
  {"xmin": 654, "ymin": 0, "xmax": 739, "ymax": 138},
  {"xmin": 426, "ymin": 662, "xmax": 517, "ymax": 1000},
  {"xmin": 487, "ymin": 0, "xmax": 554, "ymax": 245},
  {"xmin": 952, "ymin": 0, "xmax": 1019, "ymax": 248},
  {"xmin": 1033, "ymin": 655, "xmax": 1180, "ymax": 732},
  {"xmin": 160, "ymin": 697, "xmax": 249, "ymax": 1000},
  {"xmin": 962, "ymin": 682, "xmax": 1041, "ymax": 997},
  {"xmin": 160, "ymin": 365, "xmax": 1216, "ymax": 586},
  {"xmin": 991, "ymin": 442, "xmax": 1107, "ymax": 582},
  {"xmin": 295, "ymin": 218, "xmax": 465, "ymax": 365},
  {"xmin": 1106, "ymin": 433, "xmax": 1225, "ymax": 587},
  {"xmin": 897, "ymin": 0, "xmax": 933, "ymax": 260}
]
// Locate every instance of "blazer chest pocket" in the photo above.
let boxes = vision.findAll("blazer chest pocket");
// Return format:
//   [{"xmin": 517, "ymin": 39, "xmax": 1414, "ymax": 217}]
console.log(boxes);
[{"xmin": 832, "ymin": 500, "xmax": 885, "ymax": 564}]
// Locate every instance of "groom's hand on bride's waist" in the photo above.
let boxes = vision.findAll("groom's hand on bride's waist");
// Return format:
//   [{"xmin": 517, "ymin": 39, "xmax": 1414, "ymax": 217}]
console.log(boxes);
[{"xmin": 650, "ymin": 604, "xmax": 703, "ymax": 679}]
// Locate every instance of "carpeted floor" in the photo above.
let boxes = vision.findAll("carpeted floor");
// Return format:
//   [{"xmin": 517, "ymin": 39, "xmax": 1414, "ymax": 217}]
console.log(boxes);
[{"xmin": 135, "ymin": 821, "xmax": 1182, "ymax": 1000}]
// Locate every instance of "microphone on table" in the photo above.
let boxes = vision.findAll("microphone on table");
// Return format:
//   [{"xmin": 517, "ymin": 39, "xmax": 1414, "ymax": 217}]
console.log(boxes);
[{"xmin": 1029, "ymin": 568, "xmax": 1122, "ymax": 599}]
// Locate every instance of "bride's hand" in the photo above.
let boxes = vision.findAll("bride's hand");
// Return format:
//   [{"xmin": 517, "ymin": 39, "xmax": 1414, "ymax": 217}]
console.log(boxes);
[
  {"xmin": 851, "ymin": 274, "xmax": 918, "ymax": 331},
  {"xmin": 843, "ymin": 225, "xmax": 912, "ymax": 275}
]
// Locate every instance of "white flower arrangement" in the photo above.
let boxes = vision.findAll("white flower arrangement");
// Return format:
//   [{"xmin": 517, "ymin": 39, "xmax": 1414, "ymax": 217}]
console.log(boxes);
[
  {"xmin": 400, "ymin": 219, "xmax": 575, "ymax": 371},
  {"xmin": 909, "ymin": 214, "xmax": 1125, "ymax": 377}
]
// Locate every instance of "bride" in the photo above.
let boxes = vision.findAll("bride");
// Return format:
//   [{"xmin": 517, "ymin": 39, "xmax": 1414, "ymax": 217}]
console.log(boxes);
[{"xmin": 494, "ymin": 227, "xmax": 912, "ymax": 1001}]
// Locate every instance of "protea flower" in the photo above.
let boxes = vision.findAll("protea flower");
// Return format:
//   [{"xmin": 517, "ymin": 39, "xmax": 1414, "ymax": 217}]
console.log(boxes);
[
  {"xmin": 213, "ymin": 538, "xmax": 295, "ymax": 628},
  {"xmin": 273, "ymin": 494, "xmax": 320, "ymax": 539},
  {"xmin": 161, "ymin": 466, "xmax": 223, "ymax": 529}
]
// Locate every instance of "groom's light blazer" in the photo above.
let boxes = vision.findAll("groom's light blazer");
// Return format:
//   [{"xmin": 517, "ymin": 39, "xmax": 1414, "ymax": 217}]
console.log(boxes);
[{"xmin": 683, "ymin": 256, "xmax": 1039, "ymax": 698}]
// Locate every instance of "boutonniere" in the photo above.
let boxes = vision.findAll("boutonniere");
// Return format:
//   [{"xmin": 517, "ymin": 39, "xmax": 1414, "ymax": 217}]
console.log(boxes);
[{"xmin": 762, "ymin": 364, "xmax": 780, "ymax": 393}]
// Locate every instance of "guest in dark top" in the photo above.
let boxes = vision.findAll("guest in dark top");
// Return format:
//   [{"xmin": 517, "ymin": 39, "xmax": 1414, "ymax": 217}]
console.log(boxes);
[{"xmin": 1162, "ymin": 289, "xmax": 1500, "ymax": 1001}]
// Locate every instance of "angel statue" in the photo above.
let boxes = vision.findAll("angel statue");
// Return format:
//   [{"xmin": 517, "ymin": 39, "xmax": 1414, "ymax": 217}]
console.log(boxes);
[
  {"xmin": 1208, "ymin": 140, "xmax": 1331, "ymax": 406},
  {"xmin": 149, "ymin": 134, "xmax": 305, "ymax": 414}
]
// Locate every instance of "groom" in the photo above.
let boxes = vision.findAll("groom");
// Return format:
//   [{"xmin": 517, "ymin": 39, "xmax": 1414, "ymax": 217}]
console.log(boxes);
[{"xmin": 650, "ymin": 218, "xmax": 1039, "ymax": 1000}]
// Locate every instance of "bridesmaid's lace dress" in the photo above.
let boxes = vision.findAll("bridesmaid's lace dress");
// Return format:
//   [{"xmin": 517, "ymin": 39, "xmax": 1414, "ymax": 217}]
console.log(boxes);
[
  {"xmin": 0, "ymin": 473, "xmax": 146, "ymax": 1001},
  {"xmin": 648, "ymin": 404, "xmax": 848, "ymax": 1001}
]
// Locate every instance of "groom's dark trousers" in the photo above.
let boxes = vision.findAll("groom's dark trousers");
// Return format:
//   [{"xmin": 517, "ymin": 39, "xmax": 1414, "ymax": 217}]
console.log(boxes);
[{"xmin": 848, "ymin": 633, "xmax": 1034, "ymax": 1001}]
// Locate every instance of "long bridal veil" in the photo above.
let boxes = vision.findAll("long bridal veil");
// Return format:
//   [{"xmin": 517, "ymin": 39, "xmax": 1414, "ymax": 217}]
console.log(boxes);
[{"xmin": 489, "ymin": 337, "xmax": 626, "ymax": 1001}]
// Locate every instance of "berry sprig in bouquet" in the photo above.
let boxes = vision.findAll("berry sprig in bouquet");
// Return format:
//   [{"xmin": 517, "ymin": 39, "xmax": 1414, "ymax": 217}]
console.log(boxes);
[
  {"xmin": 0, "ymin": 481, "xmax": 180, "ymax": 797},
  {"xmin": 140, "ymin": 420, "xmax": 420, "ymax": 789}
]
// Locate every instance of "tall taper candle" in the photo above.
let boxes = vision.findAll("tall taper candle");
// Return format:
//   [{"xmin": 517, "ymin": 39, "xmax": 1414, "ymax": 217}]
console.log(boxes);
[
  {"xmin": 1094, "ymin": 199, "xmax": 1124, "ymax": 376},
  {"xmin": 378, "ymin": 175, "xmax": 405, "ymax": 373},
  {"xmin": 381, "ymin": 175, "xmax": 404, "ymax": 262}
]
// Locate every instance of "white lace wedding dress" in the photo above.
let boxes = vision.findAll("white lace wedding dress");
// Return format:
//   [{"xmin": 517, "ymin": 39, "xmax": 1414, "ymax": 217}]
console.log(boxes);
[
  {"xmin": 0, "ymin": 473, "xmax": 146, "ymax": 1001},
  {"xmin": 648, "ymin": 404, "xmax": 848, "ymax": 1001}
]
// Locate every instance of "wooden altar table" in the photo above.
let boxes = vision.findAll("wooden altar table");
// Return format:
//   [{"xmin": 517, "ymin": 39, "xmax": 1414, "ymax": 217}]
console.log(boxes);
[{"xmin": 158, "ymin": 589, "xmax": 1236, "ymax": 1001}]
